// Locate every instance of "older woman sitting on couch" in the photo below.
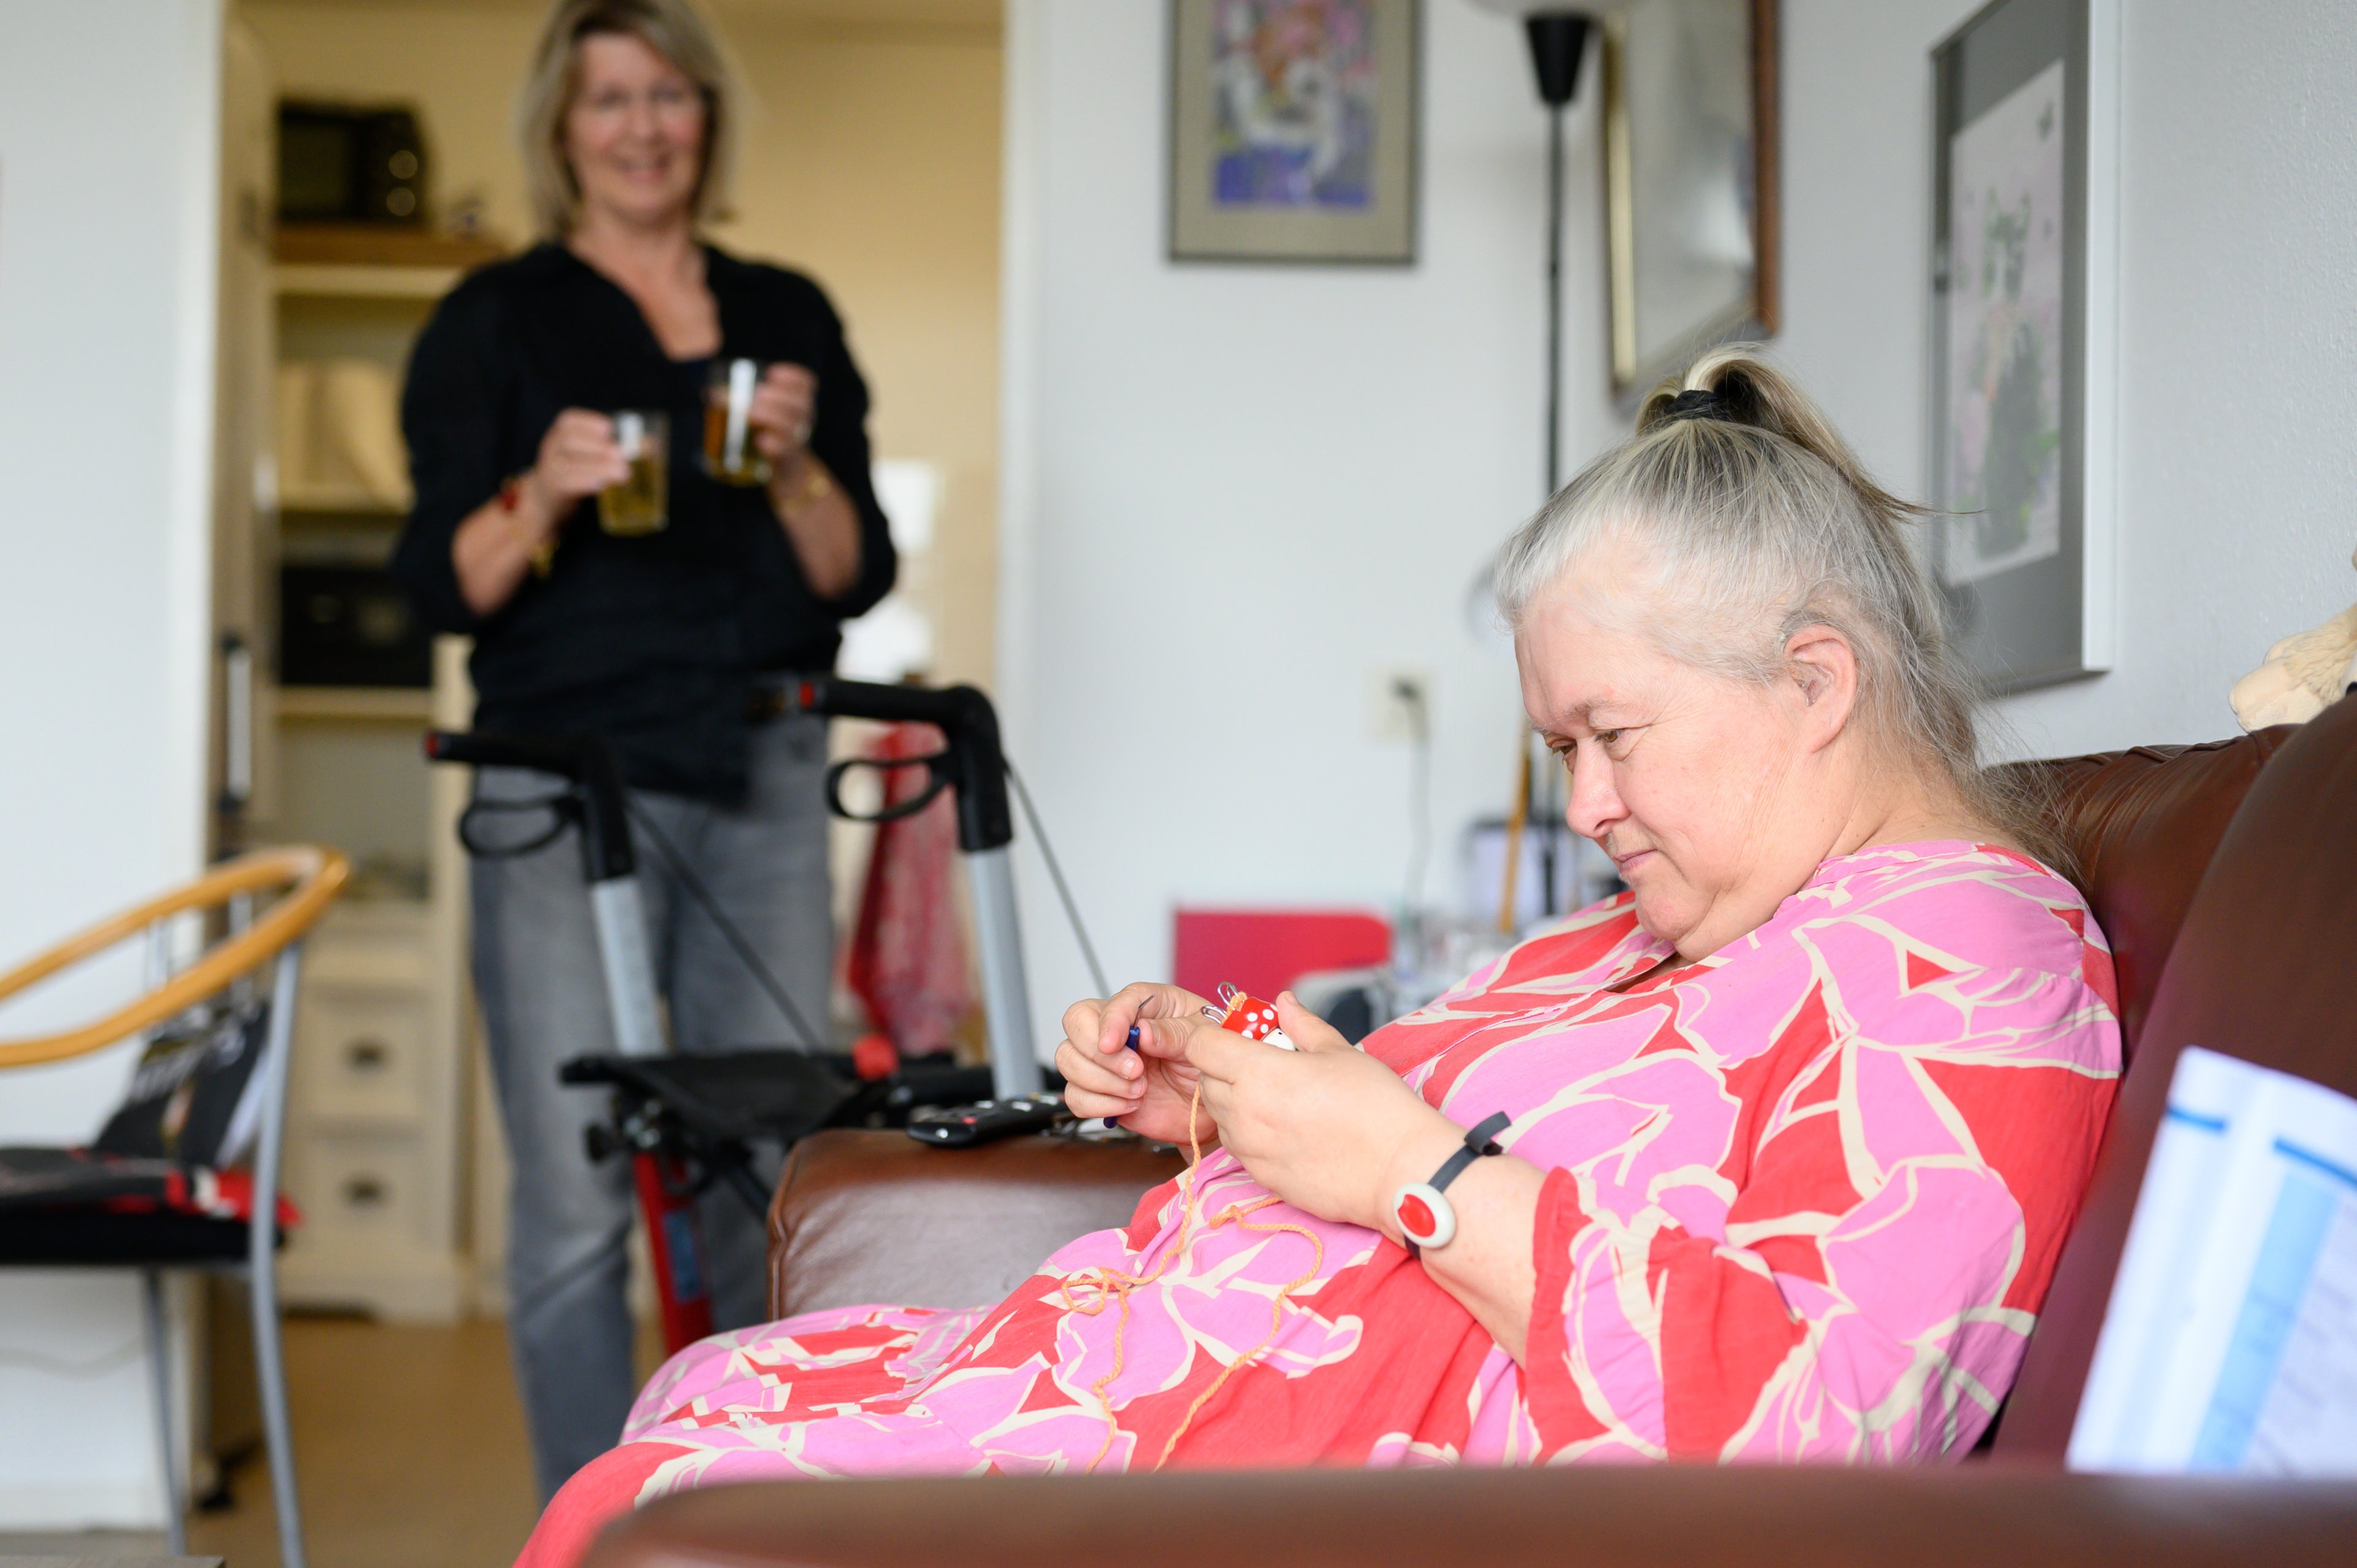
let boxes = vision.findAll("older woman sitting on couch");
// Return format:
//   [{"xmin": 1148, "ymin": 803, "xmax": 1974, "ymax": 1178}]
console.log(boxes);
[{"xmin": 518, "ymin": 350, "xmax": 2121, "ymax": 1565}]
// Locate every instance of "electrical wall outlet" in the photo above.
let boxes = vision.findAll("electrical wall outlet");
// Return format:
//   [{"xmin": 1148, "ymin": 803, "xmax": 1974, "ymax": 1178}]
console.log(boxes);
[{"xmin": 1368, "ymin": 668, "xmax": 1434, "ymax": 743}]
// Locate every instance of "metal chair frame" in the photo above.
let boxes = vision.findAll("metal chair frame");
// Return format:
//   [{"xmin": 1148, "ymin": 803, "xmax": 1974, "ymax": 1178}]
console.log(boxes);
[{"xmin": 0, "ymin": 846, "xmax": 347, "ymax": 1568}]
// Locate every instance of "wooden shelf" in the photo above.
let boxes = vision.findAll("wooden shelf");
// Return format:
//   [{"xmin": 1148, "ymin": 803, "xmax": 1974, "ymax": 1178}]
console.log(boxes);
[
  {"xmin": 274, "ymin": 223, "xmax": 506, "ymax": 269},
  {"xmin": 281, "ymin": 484, "xmax": 410, "ymax": 516},
  {"xmin": 271, "ymin": 225, "xmax": 504, "ymax": 301},
  {"xmin": 276, "ymin": 685, "xmax": 435, "ymax": 722},
  {"xmin": 276, "ymin": 263, "xmax": 463, "ymax": 301}
]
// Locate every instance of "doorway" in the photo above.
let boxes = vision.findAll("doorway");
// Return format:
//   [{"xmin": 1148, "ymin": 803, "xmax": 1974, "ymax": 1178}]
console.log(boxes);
[{"xmin": 201, "ymin": 2, "xmax": 1007, "ymax": 1558}]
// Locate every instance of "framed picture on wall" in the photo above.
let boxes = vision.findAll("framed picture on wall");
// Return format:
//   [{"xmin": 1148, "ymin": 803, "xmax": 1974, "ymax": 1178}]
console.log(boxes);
[
  {"xmin": 1601, "ymin": 0, "xmax": 1781, "ymax": 399},
  {"xmin": 1167, "ymin": 0, "xmax": 1420, "ymax": 265},
  {"xmin": 1928, "ymin": 0, "xmax": 2121, "ymax": 691}
]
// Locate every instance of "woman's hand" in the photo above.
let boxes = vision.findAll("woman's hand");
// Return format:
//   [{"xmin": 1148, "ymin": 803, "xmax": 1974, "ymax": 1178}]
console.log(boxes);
[
  {"xmin": 527, "ymin": 408, "xmax": 630, "ymax": 516},
  {"xmin": 1053, "ymin": 982, "xmax": 1218, "ymax": 1148},
  {"xmin": 1185, "ymin": 992, "xmax": 1461, "ymax": 1232},
  {"xmin": 748, "ymin": 361, "xmax": 860, "ymax": 597},
  {"xmin": 746, "ymin": 363, "xmax": 818, "ymax": 468},
  {"xmin": 451, "ymin": 409, "xmax": 626, "ymax": 617}
]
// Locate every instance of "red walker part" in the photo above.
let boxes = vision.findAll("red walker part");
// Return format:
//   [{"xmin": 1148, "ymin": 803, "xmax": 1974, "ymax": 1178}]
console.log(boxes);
[{"xmin": 633, "ymin": 1150, "xmax": 715, "ymax": 1353}]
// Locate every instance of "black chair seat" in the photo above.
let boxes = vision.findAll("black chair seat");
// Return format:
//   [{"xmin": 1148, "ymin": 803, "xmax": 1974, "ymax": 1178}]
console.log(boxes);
[
  {"xmin": 0, "ymin": 1206, "xmax": 268, "ymax": 1266},
  {"xmin": 0, "ymin": 1145, "xmax": 290, "ymax": 1266}
]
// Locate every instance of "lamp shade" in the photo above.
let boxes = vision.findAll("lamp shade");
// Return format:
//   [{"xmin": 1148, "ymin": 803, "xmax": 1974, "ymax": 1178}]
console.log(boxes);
[
  {"xmin": 1463, "ymin": 0, "xmax": 1628, "ymax": 17},
  {"xmin": 1465, "ymin": 1, "xmax": 1606, "ymax": 109}
]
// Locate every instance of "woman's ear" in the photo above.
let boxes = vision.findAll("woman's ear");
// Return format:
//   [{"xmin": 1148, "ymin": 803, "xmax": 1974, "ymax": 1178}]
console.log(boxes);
[{"xmin": 1785, "ymin": 626, "xmax": 1859, "ymax": 752}]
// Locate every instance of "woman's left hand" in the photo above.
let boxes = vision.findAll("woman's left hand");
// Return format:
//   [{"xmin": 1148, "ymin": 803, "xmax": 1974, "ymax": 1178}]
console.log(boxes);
[
  {"xmin": 747, "ymin": 362, "xmax": 819, "ymax": 465},
  {"xmin": 1185, "ymin": 992, "xmax": 1460, "ymax": 1234}
]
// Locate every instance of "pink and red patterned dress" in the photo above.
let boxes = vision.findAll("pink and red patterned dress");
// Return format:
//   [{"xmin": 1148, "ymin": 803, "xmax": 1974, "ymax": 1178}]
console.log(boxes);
[{"xmin": 521, "ymin": 842, "xmax": 2121, "ymax": 1565}]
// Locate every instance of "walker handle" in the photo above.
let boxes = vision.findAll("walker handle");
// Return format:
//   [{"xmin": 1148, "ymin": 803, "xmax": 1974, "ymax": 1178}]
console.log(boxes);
[
  {"xmin": 424, "ymin": 729, "xmax": 635, "ymax": 882},
  {"xmin": 773, "ymin": 677, "xmax": 1014, "ymax": 855}
]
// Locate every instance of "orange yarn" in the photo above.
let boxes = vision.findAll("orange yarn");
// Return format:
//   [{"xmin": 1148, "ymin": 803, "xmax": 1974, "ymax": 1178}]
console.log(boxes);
[{"xmin": 1055, "ymin": 1076, "xmax": 1326, "ymax": 1473}]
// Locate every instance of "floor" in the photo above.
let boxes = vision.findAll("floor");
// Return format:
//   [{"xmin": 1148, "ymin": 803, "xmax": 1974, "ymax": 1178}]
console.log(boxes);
[
  {"xmin": 200, "ymin": 1315, "xmax": 550, "ymax": 1568},
  {"xmin": 0, "ymin": 1315, "xmax": 574, "ymax": 1568}
]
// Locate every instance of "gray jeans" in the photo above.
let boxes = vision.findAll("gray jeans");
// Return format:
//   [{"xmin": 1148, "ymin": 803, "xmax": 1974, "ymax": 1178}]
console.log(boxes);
[{"xmin": 468, "ymin": 712, "xmax": 832, "ymax": 1501}]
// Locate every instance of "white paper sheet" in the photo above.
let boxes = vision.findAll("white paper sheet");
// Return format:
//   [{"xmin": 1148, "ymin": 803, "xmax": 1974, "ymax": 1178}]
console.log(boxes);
[{"xmin": 2070, "ymin": 1046, "xmax": 2357, "ymax": 1475}]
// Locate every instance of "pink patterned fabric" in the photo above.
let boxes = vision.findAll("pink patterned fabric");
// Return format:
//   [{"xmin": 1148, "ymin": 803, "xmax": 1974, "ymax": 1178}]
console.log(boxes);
[{"xmin": 520, "ymin": 842, "xmax": 2119, "ymax": 1566}]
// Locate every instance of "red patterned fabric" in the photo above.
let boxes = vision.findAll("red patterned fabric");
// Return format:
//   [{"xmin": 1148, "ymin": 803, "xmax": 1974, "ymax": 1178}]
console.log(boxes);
[{"xmin": 842, "ymin": 722, "xmax": 972, "ymax": 1054}]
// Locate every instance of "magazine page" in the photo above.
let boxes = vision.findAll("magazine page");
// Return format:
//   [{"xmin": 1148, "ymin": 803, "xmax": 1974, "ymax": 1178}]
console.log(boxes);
[{"xmin": 2070, "ymin": 1046, "xmax": 2357, "ymax": 1475}]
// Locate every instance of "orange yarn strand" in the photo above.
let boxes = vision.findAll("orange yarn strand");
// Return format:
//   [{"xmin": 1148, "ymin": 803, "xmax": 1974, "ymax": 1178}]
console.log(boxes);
[
  {"xmin": 1056, "ymin": 1076, "xmax": 1210, "ymax": 1472},
  {"xmin": 1152, "ymin": 1199, "xmax": 1325, "ymax": 1469},
  {"xmin": 1056, "ymin": 1075, "xmax": 1324, "ymax": 1473}
]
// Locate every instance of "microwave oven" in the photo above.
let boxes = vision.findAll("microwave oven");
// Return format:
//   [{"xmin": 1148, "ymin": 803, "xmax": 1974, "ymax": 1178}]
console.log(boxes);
[
  {"xmin": 280, "ymin": 564, "xmax": 432, "ymax": 689},
  {"xmin": 278, "ymin": 102, "xmax": 428, "ymax": 225}
]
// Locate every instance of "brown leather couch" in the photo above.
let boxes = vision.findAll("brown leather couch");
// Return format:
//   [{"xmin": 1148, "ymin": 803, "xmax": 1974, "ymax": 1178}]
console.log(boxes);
[{"xmin": 587, "ymin": 702, "xmax": 2357, "ymax": 1566}]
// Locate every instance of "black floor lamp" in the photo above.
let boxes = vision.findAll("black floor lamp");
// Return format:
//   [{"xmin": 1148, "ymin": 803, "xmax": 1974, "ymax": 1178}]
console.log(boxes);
[
  {"xmin": 1523, "ymin": 11, "xmax": 1593, "ymax": 499},
  {"xmin": 1479, "ymin": 6, "xmax": 1596, "ymax": 921}
]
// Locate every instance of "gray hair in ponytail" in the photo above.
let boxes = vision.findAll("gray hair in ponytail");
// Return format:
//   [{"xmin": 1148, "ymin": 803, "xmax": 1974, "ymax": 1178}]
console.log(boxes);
[{"xmin": 1494, "ymin": 344, "xmax": 2054, "ymax": 865}]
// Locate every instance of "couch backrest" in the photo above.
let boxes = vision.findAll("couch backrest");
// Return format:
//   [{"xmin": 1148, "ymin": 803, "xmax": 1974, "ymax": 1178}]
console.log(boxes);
[
  {"xmin": 1999, "ymin": 727, "xmax": 2292, "ymax": 1060},
  {"xmin": 1994, "ymin": 698, "xmax": 2357, "ymax": 1459}
]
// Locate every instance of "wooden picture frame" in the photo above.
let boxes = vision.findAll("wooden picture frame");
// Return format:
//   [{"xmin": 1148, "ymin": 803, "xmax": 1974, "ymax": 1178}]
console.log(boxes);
[
  {"xmin": 1167, "ymin": 0, "xmax": 1421, "ymax": 266},
  {"xmin": 1601, "ymin": 0, "xmax": 1780, "ymax": 400},
  {"xmin": 1927, "ymin": 0, "xmax": 2119, "ymax": 691}
]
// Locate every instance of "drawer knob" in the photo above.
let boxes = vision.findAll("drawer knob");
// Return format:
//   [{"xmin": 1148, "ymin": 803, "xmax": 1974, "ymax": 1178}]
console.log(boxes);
[
  {"xmin": 347, "ymin": 1038, "xmax": 389, "ymax": 1072},
  {"xmin": 343, "ymin": 1176, "xmax": 387, "ymax": 1207}
]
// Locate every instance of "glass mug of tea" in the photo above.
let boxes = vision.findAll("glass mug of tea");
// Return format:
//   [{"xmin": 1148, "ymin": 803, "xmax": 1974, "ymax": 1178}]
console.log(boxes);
[
  {"xmin": 598, "ymin": 410, "xmax": 668, "ymax": 535},
  {"xmin": 702, "ymin": 358, "xmax": 773, "ymax": 487}
]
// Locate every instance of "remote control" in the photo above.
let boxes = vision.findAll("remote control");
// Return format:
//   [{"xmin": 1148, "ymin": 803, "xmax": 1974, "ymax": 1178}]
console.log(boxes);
[{"xmin": 907, "ymin": 1094, "xmax": 1064, "ymax": 1148}]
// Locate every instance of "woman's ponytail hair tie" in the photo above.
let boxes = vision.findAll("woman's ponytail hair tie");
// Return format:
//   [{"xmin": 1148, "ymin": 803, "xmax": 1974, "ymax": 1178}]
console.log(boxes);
[
  {"xmin": 1495, "ymin": 341, "xmax": 2068, "ymax": 876},
  {"xmin": 1662, "ymin": 387, "xmax": 1723, "ymax": 423}
]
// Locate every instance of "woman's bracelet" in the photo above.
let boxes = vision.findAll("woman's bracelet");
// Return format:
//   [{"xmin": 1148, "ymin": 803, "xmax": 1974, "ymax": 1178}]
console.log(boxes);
[
  {"xmin": 501, "ymin": 473, "xmax": 558, "ymax": 577},
  {"xmin": 774, "ymin": 453, "xmax": 837, "ymax": 521}
]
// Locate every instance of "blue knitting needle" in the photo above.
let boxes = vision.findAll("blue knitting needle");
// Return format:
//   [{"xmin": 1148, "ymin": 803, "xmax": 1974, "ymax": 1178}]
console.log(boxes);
[{"xmin": 1097, "ymin": 1024, "xmax": 1142, "ymax": 1130}]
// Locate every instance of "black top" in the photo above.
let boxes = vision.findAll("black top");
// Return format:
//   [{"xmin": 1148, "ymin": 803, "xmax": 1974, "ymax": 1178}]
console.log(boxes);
[{"xmin": 392, "ymin": 242, "xmax": 896, "ymax": 801}]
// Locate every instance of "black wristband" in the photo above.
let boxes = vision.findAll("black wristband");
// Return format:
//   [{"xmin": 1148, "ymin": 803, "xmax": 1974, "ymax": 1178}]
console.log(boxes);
[
  {"xmin": 1398, "ymin": 1111, "xmax": 1512, "ymax": 1258},
  {"xmin": 1428, "ymin": 1111, "xmax": 1512, "ymax": 1195}
]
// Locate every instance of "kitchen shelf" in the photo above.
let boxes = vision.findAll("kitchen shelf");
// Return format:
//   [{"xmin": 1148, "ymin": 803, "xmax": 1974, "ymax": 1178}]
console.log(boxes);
[
  {"xmin": 276, "ymin": 685, "xmax": 435, "ymax": 722},
  {"xmin": 274, "ymin": 223, "xmax": 505, "ymax": 268},
  {"xmin": 271, "ymin": 225, "xmax": 505, "ymax": 303},
  {"xmin": 276, "ymin": 263, "xmax": 462, "ymax": 301},
  {"xmin": 280, "ymin": 483, "xmax": 410, "ymax": 515}
]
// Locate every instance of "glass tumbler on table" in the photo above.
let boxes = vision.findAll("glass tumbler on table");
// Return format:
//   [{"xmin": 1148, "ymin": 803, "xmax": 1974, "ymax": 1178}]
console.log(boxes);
[
  {"xmin": 702, "ymin": 358, "xmax": 772, "ymax": 487},
  {"xmin": 598, "ymin": 410, "xmax": 669, "ymax": 535}
]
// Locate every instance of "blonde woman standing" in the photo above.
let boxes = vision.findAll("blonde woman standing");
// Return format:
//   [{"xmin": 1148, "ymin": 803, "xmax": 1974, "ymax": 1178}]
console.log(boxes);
[{"xmin": 390, "ymin": 0, "xmax": 894, "ymax": 1500}]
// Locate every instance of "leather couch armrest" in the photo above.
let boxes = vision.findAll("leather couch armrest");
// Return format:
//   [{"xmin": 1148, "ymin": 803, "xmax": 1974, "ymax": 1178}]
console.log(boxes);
[
  {"xmin": 586, "ymin": 1465, "xmax": 2357, "ymax": 1568},
  {"xmin": 767, "ymin": 1129, "xmax": 1187, "ymax": 1320}
]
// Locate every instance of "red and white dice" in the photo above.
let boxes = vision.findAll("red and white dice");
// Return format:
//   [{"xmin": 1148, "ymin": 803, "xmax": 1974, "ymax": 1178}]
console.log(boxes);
[{"xmin": 1210, "ymin": 984, "xmax": 1296, "ymax": 1050}]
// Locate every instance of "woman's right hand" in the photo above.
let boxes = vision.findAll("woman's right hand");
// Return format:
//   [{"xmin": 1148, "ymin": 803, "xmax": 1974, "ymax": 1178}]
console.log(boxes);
[
  {"xmin": 1054, "ymin": 982, "xmax": 1218, "ymax": 1148},
  {"xmin": 524, "ymin": 409, "xmax": 631, "ymax": 519},
  {"xmin": 451, "ymin": 409, "xmax": 630, "ymax": 616}
]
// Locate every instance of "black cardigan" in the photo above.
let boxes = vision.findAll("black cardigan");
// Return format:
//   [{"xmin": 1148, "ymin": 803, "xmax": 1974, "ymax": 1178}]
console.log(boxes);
[{"xmin": 391, "ymin": 242, "xmax": 896, "ymax": 801}]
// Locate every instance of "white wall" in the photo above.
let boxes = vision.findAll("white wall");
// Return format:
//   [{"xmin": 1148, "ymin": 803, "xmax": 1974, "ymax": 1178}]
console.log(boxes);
[
  {"xmin": 996, "ymin": 0, "xmax": 1611, "ymax": 1018},
  {"xmin": 0, "ymin": 0, "xmax": 223, "ymax": 1527},
  {"xmin": 996, "ymin": 0, "xmax": 2357, "ymax": 1032},
  {"xmin": 1775, "ymin": 0, "xmax": 2357, "ymax": 759}
]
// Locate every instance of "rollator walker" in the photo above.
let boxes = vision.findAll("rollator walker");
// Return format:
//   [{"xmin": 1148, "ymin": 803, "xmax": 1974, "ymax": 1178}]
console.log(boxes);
[{"xmin": 426, "ymin": 677, "xmax": 1057, "ymax": 1352}]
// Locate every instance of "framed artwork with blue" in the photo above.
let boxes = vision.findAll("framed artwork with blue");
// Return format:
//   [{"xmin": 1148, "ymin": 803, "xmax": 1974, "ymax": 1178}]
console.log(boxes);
[{"xmin": 1168, "ymin": 0, "xmax": 1421, "ymax": 265}]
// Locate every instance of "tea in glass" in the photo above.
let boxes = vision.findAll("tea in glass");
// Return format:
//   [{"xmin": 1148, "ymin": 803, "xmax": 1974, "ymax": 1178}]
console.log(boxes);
[
  {"xmin": 702, "ymin": 358, "xmax": 772, "ymax": 487},
  {"xmin": 598, "ymin": 411, "xmax": 668, "ymax": 535}
]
